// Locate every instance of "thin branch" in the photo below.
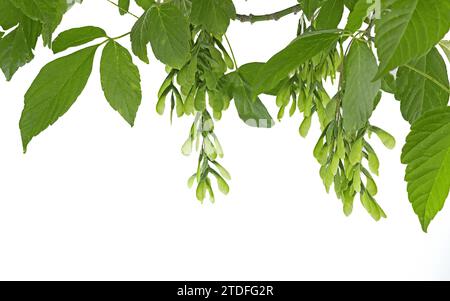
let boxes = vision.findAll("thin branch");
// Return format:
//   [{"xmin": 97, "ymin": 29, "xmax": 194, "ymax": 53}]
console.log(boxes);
[
  {"xmin": 405, "ymin": 64, "xmax": 450, "ymax": 94},
  {"xmin": 107, "ymin": 0, "xmax": 301, "ymax": 24},
  {"xmin": 106, "ymin": 0, "xmax": 139, "ymax": 19},
  {"xmin": 235, "ymin": 4, "xmax": 302, "ymax": 23}
]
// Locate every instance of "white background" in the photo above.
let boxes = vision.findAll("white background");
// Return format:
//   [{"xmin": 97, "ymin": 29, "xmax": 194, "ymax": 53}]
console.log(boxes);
[{"xmin": 1, "ymin": 0, "xmax": 449, "ymax": 281}]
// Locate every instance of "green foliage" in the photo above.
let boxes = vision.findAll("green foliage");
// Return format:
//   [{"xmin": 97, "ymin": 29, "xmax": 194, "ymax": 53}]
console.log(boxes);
[
  {"xmin": 316, "ymin": 0, "xmax": 344, "ymax": 30},
  {"xmin": 9, "ymin": 0, "xmax": 68, "ymax": 47},
  {"xmin": 254, "ymin": 31, "xmax": 340, "ymax": 94},
  {"xmin": 0, "ymin": 18, "xmax": 40, "ymax": 80},
  {"xmin": 342, "ymin": 40, "xmax": 380, "ymax": 133},
  {"xmin": 344, "ymin": 0, "xmax": 372, "ymax": 33},
  {"xmin": 224, "ymin": 65, "xmax": 274, "ymax": 128},
  {"xmin": 20, "ymin": 45, "xmax": 98, "ymax": 152},
  {"xmin": 0, "ymin": 2, "xmax": 41, "ymax": 80},
  {"xmin": 118, "ymin": 0, "xmax": 130, "ymax": 15},
  {"xmin": 402, "ymin": 108, "xmax": 450, "ymax": 232},
  {"xmin": 374, "ymin": 0, "xmax": 450, "ymax": 78},
  {"xmin": 300, "ymin": 0, "xmax": 326, "ymax": 20},
  {"xmin": 52, "ymin": 26, "xmax": 107, "ymax": 54},
  {"xmin": 134, "ymin": 0, "xmax": 155, "ymax": 10},
  {"xmin": 131, "ymin": 2, "xmax": 191, "ymax": 68},
  {"xmin": 1, "ymin": 0, "xmax": 450, "ymax": 232},
  {"xmin": 130, "ymin": 7, "xmax": 152, "ymax": 63},
  {"xmin": 147, "ymin": 3, "xmax": 191, "ymax": 69},
  {"xmin": 190, "ymin": 0, "xmax": 236, "ymax": 36},
  {"xmin": 0, "ymin": 0, "xmax": 25, "ymax": 30},
  {"xmin": 100, "ymin": 40, "xmax": 142, "ymax": 126},
  {"xmin": 440, "ymin": 40, "xmax": 450, "ymax": 61},
  {"xmin": 395, "ymin": 47, "xmax": 449, "ymax": 123}
]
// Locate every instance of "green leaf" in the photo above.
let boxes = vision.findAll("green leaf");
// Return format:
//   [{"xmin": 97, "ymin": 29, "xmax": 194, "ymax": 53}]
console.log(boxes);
[
  {"xmin": 170, "ymin": 0, "xmax": 192, "ymax": 16},
  {"xmin": 254, "ymin": 31, "xmax": 340, "ymax": 94},
  {"xmin": 9, "ymin": 0, "xmax": 68, "ymax": 46},
  {"xmin": 131, "ymin": 3, "xmax": 191, "ymax": 67},
  {"xmin": 439, "ymin": 41, "xmax": 450, "ymax": 63},
  {"xmin": 236, "ymin": 62, "xmax": 287, "ymax": 97},
  {"xmin": 395, "ymin": 47, "xmax": 449, "ymax": 124},
  {"xmin": 0, "ymin": 0, "xmax": 23, "ymax": 30},
  {"xmin": 345, "ymin": 0, "xmax": 372, "ymax": 33},
  {"xmin": 234, "ymin": 62, "xmax": 262, "ymax": 88},
  {"xmin": 130, "ymin": 8, "xmax": 152, "ymax": 63},
  {"xmin": 316, "ymin": 0, "xmax": 344, "ymax": 30},
  {"xmin": 190, "ymin": 0, "xmax": 236, "ymax": 36},
  {"xmin": 381, "ymin": 73, "xmax": 396, "ymax": 94},
  {"xmin": 148, "ymin": 3, "xmax": 191, "ymax": 69},
  {"xmin": 374, "ymin": 0, "xmax": 450, "ymax": 78},
  {"xmin": 234, "ymin": 95, "xmax": 274, "ymax": 129},
  {"xmin": 0, "ymin": 14, "xmax": 42, "ymax": 79},
  {"xmin": 344, "ymin": 0, "xmax": 359, "ymax": 10},
  {"xmin": 0, "ymin": 21, "xmax": 38, "ymax": 81},
  {"xmin": 301, "ymin": 0, "xmax": 326, "ymax": 20},
  {"xmin": 19, "ymin": 46, "xmax": 98, "ymax": 152},
  {"xmin": 401, "ymin": 107, "xmax": 450, "ymax": 232},
  {"xmin": 100, "ymin": 40, "xmax": 142, "ymax": 126},
  {"xmin": 52, "ymin": 26, "xmax": 107, "ymax": 54},
  {"xmin": 135, "ymin": 0, "xmax": 155, "ymax": 10},
  {"xmin": 225, "ymin": 66, "xmax": 274, "ymax": 128},
  {"xmin": 118, "ymin": 0, "xmax": 130, "ymax": 15},
  {"xmin": 20, "ymin": 15, "xmax": 42, "ymax": 49},
  {"xmin": 342, "ymin": 40, "xmax": 381, "ymax": 133}
]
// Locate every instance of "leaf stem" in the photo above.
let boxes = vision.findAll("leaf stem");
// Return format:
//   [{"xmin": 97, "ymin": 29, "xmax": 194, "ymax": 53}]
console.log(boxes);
[
  {"xmin": 112, "ymin": 32, "xmax": 131, "ymax": 40},
  {"xmin": 404, "ymin": 64, "xmax": 450, "ymax": 94},
  {"xmin": 99, "ymin": 32, "xmax": 131, "ymax": 46},
  {"xmin": 106, "ymin": 0, "xmax": 139, "ymax": 19},
  {"xmin": 235, "ymin": 4, "xmax": 302, "ymax": 23},
  {"xmin": 224, "ymin": 34, "xmax": 238, "ymax": 69}
]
